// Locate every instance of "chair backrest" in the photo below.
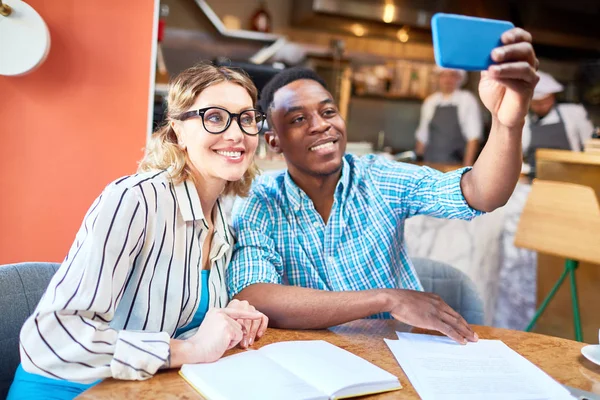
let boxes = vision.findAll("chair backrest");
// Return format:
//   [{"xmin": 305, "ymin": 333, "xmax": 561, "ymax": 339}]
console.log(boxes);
[
  {"xmin": 0, "ymin": 262, "xmax": 59, "ymax": 399},
  {"xmin": 536, "ymin": 149, "xmax": 600, "ymax": 200},
  {"xmin": 514, "ymin": 179, "xmax": 600, "ymax": 265},
  {"xmin": 412, "ymin": 258, "xmax": 484, "ymax": 325}
]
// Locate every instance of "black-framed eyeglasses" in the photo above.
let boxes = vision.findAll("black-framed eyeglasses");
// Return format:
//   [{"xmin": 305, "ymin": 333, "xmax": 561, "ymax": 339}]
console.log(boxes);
[{"xmin": 174, "ymin": 106, "xmax": 266, "ymax": 136}]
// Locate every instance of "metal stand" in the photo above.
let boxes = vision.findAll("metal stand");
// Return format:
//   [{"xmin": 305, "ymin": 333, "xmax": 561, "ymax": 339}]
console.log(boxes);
[{"xmin": 525, "ymin": 259, "xmax": 582, "ymax": 342}]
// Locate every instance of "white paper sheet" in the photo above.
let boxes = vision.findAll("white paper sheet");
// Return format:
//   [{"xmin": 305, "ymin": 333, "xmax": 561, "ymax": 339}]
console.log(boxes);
[{"xmin": 385, "ymin": 332, "xmax": 574, "ymax": 400}]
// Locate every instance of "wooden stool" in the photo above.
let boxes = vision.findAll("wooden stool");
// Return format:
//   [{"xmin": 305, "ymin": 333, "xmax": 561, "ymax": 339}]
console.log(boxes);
[{"xmin": 515, "ymin": 180, "xmax": 600, "ymax": 342}]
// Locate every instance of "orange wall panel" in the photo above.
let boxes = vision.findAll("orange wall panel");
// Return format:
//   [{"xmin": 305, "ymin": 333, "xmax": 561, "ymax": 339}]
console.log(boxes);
[{"xmin": 0, "ymin": 1, "xmax": 156, "ymax": 263}]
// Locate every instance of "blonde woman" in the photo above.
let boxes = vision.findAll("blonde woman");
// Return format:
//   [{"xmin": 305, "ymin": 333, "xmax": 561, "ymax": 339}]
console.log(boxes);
[{"xmin": 8, "ymin": 63, "xmax": 268, "ymax": 400}]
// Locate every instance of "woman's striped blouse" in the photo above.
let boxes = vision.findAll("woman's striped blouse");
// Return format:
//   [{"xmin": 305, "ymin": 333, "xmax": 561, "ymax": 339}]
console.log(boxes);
[{"xmin": 19, "ymin": 171, "xmax": 231, "ymax": 382}]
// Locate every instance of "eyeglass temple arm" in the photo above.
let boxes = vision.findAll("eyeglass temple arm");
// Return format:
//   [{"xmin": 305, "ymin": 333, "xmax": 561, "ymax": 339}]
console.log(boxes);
[{"xmin": 176, "ymin": 110, "xmax": 201, "ymax": 121}]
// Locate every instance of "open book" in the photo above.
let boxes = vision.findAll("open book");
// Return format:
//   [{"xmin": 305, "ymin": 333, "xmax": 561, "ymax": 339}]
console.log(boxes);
[{"xmin": 180, "ymin": 340, "xmax": 401, "ymax": 400}]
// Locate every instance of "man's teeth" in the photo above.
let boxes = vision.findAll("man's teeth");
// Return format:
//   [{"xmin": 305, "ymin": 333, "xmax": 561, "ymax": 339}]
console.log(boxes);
[
  {"xmin": 310, "ymin": 142, "xmax": 335, "ymax": 151},
  {"xmin": 216, "ymin": 150, "xmax": 242, "ymax": 158}
]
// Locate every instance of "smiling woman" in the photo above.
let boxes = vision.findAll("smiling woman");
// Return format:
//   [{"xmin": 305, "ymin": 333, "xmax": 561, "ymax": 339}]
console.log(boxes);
[
  {"xmin": 140, "ymin": 63, "xmax": 262, "ymax": 197},
  {"xmin": 8, "ymin": 63, "xmax": 268, "ymax": 400}
]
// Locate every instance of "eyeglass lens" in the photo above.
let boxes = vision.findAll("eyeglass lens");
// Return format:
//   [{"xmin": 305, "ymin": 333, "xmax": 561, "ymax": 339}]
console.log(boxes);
[{"xmin": 203, "ymin": 108, "xmax": 263, "ymax": 135}]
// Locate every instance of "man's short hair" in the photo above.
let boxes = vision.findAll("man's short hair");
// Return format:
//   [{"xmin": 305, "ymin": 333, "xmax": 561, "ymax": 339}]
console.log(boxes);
[{"xmin": 259, "ymin": 67, "xmax": 328, "ymax": 115}]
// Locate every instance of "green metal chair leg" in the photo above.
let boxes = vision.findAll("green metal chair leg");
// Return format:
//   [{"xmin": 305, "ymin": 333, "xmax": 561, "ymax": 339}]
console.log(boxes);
[
  {"xmin": 526, "ymin": 259, "xmax": 582, "ymax": 342},
  {"xmin": 525, "ymin": 265, "xmax": 569, "ymax": 332},
  {"xmin": 567, "ymin": 259, "xmax": 582, "ymax": 342}
]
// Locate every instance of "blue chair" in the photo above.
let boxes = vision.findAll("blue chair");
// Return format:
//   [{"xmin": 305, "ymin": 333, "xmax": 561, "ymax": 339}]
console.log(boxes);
[
  {"xmin": 412, "ymin": 258, "xmax": 484, "ymax": 325},
  {"xmin": 0, "ymin": 262, "xmax": 60, "ymax": 399}
]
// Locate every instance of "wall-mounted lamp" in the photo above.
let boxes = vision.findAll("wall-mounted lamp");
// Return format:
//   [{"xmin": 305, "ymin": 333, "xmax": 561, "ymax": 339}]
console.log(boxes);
[{"xmin": 0, "ymin": 0, "xmax": 51, "ymax": 76}]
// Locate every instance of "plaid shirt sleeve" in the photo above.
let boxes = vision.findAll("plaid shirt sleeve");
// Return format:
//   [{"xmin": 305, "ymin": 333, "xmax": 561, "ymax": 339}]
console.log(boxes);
[
  {"xmin": 365, "ymin": 156, "xmax": 484, "ymax": 220},
  {"xmin": 227, "ymin": 187, "xmax": 284, "ymax": 298}
]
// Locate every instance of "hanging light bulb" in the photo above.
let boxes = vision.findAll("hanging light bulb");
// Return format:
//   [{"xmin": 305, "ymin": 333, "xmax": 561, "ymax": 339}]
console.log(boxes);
[
  {"xmin": 383, "ymin": 3, "xmax": 395, "ymax": 23},
  {"xmin": 351, "ymin": 23, "xmax": 366, "ymax": 37},
  {"xmin": 397, "ymin": 26, "xmax": 410, "ymax": 43}
]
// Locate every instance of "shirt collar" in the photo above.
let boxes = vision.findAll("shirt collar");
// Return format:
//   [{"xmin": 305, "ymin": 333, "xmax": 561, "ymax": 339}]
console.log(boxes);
[
  {"xmin": 173, "ymin": 178, "xmax": 205, "ymax": 222},
  {"xmin": 284, "ymin": 170, "xmax": 305, "ymax": 212},
  {"xmin": 531, "ymin": 106, "xmax": 560, "ymax": 125},
  {"xmin": 213, "ymin": 199, "xmax": 232, "ymax": 247},
  {"xmin": 283, "ymin": 154, "xmax": 352, "ymax": 213},
  {"xmin": 208, "ymin": 200, "xmax": 232, "ymax": 260},
  {"xmin": 436, "ymin": 90, "xmax": 459, "ymax": 104},
  {"xmin": 173, "ymin": 177, "xmax": 231, "ymax": 253},
  {"xmin": 336, "ymin": 155, "xmax": 351, "ymax": 199}
]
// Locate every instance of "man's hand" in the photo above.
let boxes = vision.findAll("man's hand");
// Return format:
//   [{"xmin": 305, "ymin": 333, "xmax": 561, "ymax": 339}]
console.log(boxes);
[
  {"xmin": 383, "ymin": 289, "xmax": 478, "ymax": 344},
  {"xmin": 479, "ymin": 27, "xmax": 539, "ymax": 129},
  {"xmin": 461, "ymin": 28, "xmax": 538, "ymax": 212}
]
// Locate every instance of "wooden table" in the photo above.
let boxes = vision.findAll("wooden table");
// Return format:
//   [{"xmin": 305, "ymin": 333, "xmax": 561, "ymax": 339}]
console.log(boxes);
[{"xmin": 78, "ymin": 320, "xmax": 600, "ymax": 399}]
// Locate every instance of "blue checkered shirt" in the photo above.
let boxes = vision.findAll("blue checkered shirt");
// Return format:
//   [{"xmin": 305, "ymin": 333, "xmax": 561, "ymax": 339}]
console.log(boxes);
[{"xmin": 227, "ymin": 154, "xmax": 483, "ymax": 309}]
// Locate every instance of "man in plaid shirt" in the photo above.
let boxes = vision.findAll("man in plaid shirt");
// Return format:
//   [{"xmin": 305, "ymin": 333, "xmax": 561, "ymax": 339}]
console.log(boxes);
[{"xmin": 228, "ymin": 27, "xmax": 540, "ymax": 344}]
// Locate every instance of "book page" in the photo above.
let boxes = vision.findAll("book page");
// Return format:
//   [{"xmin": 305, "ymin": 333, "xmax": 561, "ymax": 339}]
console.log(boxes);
[
  {"xmin": 385, "ymin": 333, "xmax": 574, "ymax": 400},
  {"xmin": 180, "ymin": 350, "xmax": 327, "ymax": 400},
  {"xmin": 258, "ymin": 340, "xmax": 400, "ymax": 398}
]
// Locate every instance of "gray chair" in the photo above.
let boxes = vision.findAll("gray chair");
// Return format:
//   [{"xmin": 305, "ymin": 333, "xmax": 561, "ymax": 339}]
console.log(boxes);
[
  {"xmin": 0, "ymin": 262, "xmax": 60, "ymax": 399},
  {"xmin": 412, "ymin": 257, "xmax": 484, "ymax": 325}
]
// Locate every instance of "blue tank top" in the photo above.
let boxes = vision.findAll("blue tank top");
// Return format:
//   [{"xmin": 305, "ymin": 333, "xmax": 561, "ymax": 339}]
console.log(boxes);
[
  {"xmin": 7, "ymin": 270, "xmax": 212, "ymax": 400},
  {"xmin": 175, "ymin": 270, "xmax": 211, "ymax": 337}
]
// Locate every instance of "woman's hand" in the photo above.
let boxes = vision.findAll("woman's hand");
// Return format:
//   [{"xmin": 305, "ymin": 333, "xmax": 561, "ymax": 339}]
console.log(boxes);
[
  {"xmin": 225, "ymin": 299, "xmax": 269, "ymax": 348},
  {"xmin": 186, "ymin": 307, "xmax": 263, "ymax": 363}
]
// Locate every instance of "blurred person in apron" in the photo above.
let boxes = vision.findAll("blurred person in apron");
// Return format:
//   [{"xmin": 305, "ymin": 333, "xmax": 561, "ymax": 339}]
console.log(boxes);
[
  {"xmin": 523, "ymin": 71, "xmax": 594, "ymax": 173},
  {"xmin": 415, "ymin": 67, "xmax": 482, "ymax": 166}
]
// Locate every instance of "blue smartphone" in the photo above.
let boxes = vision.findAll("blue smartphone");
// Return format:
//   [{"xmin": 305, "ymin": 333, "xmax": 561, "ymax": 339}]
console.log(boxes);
[{"xmin": 432, "ymin": 13, "xmax": 514, "ymax": 71}]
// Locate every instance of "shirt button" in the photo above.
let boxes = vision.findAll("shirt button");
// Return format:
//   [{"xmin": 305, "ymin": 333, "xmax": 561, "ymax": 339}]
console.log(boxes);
[
  {"xmin": 295, "ymin": 206, "xmax": 300, "ymax": 212},
  {"xmin": 312, "ymin": 221, "xmax": 320, "ymax": 229},
  {"xmin": 327, "ymin": 256, "xmax": 336, "ymax": 265}
]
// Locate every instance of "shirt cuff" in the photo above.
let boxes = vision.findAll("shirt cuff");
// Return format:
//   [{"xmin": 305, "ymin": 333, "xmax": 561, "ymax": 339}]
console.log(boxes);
[
  {"xmin": 415, "ymin": 129, "xmax": 428, "ymax": 144},
  {"xmin": 228, "ymin": 275, "xmax": 281, "ymax": 299},
  {"xmin": 465, "ymin": 131, "xmax": 482, "ymax": 141},
  {"xmin": 439, "ymin": 166, "xmax": 486, "ymax": 220},
  {"xmin": 110, "ymin": 330, "xmax": 170, "ymax": 380}
]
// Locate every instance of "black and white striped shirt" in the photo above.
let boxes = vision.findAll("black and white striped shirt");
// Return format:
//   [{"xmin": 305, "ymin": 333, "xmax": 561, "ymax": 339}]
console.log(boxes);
[{"xmin": 19, "ymin": 170, "xmax": 231, "ymax": 382}]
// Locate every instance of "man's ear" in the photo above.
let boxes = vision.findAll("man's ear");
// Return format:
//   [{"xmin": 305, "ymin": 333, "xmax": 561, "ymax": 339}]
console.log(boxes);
[{"xmin": 264, "ymin": 130, "xmax": 282, "ymax": 153}]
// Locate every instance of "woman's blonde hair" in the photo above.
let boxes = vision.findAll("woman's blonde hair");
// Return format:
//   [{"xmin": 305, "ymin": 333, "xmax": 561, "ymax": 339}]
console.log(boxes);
[{"xmin": 139, "ymin": 62, "xmax": 259, "ymax": 197}]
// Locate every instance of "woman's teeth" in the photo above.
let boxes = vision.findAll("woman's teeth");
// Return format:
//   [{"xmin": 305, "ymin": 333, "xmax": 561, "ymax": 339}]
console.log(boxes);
[
  {"xmin": 310, "ymin": 141, "xmax": 335, "ymax": 151},
  {"xmin": 216, "ymin": 150, "xmax": 242, "ymax": 158}
]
